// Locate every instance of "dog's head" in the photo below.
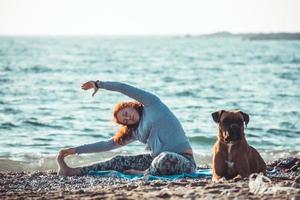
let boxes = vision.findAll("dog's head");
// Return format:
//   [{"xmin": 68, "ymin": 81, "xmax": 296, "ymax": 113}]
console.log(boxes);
[{"xmin": 212, "ymin": 110, "xmax": 249, "ymax": 143}]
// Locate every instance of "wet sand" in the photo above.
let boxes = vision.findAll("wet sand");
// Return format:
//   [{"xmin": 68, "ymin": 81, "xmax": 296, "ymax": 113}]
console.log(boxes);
[{"xmin": 1, "ymin": 158, "xmax": 300, "ymax": 199}]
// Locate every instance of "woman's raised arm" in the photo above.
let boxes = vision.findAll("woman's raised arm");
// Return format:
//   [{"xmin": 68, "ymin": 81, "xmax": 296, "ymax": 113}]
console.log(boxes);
[{"xmin": 81, "ymin": 81, "xmax": 160, "ymax": 106}]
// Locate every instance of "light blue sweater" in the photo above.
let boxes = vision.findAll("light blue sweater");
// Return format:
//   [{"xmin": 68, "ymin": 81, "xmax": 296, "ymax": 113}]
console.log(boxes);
[{"xmin": 75, "ymin": 81, "xmax": 192, "ymax": 157}]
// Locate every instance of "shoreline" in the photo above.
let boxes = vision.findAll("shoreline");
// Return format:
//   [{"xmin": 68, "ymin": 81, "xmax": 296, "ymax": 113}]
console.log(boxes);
[
  {"xmin": 1, "ymin": 150, "xmax": 299, "ymax": 173},
  {"xmin": 1, "ymin": 157, "xmax": 300, "ymax": 199}
]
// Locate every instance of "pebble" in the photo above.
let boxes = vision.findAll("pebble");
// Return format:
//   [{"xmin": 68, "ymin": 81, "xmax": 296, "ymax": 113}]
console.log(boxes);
[
  {"xmin": 295, "ymin": 175, "xmax": 300, "ymax": 183},
  {"xmin": 183, "ymin": 190, "xmax": 196, "ymax": 198},
  {"xmin": 156, "ymin": 191, "xmax": 171, "ymax": 198}
]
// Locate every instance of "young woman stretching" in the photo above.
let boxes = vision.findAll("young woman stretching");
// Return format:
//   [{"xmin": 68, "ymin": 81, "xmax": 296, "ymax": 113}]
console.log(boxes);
[{"xmin": 57, "ymin": 80, "xmax": 196, "ymax": 176}]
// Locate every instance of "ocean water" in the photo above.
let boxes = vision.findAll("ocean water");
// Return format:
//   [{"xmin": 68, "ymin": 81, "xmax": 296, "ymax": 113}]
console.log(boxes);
[{"xmin": 0, "ymin": 36, "xmax": 299, "ymax": 172}]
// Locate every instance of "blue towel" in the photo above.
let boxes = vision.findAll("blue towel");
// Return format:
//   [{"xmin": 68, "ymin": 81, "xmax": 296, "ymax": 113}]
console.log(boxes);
[{"xmin": 88, "ymin": 169, "xmax": 212, "ymax": 180}]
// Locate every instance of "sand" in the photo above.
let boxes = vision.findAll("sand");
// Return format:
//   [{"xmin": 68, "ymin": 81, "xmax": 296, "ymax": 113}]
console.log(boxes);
[{"xmin": 1, "ymin": 158, "xmax": 300, "ymax": 199}]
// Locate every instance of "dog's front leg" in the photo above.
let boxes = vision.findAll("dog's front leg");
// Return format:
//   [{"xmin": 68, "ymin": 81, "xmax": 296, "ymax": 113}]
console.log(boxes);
[
  {"xmin": 212, "ymin": 152, "xmax": 226, "ymax": 182},
  {"xmin": 235, "ymin": 156, "xmax": 251, "ymax": 178}
]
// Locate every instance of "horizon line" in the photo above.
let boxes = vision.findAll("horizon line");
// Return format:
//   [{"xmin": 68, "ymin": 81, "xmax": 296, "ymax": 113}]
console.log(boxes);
[{"xmin": 1, "ymin": 31, "xmax": 300, "ymax": 37}]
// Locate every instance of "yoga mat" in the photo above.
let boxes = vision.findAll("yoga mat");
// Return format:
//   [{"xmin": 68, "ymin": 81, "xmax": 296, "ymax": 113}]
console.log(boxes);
[{"xmin": 88, "ymin": 169, "xmax": 212, "ymax": 180}]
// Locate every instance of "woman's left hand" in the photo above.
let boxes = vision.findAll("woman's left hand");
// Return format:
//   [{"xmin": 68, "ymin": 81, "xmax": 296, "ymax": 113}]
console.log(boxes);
[
  {"xmin": 81, "ymin": 81, "xmax": 99, "ymax": 96},
  {"xmin": 58, "ymin": 148, "xmax": 76, "ymax": 158}
]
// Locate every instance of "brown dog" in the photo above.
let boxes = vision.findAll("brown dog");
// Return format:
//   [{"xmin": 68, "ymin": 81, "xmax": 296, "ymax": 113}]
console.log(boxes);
[{"xmin": 211, "ymin": 110, "xmax": 266, "ymax": 181}]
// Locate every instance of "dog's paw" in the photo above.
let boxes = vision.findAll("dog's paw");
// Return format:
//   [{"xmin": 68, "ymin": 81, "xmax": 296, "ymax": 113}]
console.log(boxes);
[
  {"xmin": 232, "ymin": 174, "xmax": 242, "ymax": 182},
  {"xmin": 212, "ymin": 176, "xmax": 226, "ymax": 183}
]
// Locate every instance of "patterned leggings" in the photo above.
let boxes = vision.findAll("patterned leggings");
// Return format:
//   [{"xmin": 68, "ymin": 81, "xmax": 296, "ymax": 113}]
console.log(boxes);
[{"xmin": 80, "ymin": 152, "xmax": 197, "ymax": 176}]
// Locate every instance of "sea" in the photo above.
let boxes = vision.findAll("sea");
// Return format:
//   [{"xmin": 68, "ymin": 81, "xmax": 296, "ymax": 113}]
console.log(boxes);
[{"xmin": 0, "ymin": 36, "xmax": 299, "ymax": 172}]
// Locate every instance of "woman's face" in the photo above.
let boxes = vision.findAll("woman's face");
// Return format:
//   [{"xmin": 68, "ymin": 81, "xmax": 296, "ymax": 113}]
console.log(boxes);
[{"xmin": 116, "ymin": 107, "xmax": 140, "ymax": 125}]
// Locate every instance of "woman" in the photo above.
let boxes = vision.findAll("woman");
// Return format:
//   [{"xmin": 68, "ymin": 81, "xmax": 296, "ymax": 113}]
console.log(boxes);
[{"xmin": 57, "ymin": 80, "xmax": 196, "ymax": 176}]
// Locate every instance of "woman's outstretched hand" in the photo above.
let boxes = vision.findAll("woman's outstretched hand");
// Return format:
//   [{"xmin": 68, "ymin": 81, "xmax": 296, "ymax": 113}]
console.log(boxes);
[
  {"xmin": 81, "ymin": 81, "xmax": 99, "ymax": 96},
  {"xmin": 58, "ymin": 148, "xmax": 76, "ymax": 158}
]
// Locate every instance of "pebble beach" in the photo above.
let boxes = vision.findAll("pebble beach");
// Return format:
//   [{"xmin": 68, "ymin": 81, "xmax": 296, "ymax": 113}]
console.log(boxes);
[
  {"xmin": 1, "ymin": 158, "xmax": 300, "ymax": 200},
  {"xmin": 1, "ymin": 171, "xmax": 299, "ymax": 199}
]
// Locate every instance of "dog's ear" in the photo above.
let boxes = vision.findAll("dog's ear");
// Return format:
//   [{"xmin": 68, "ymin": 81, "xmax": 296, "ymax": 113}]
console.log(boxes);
[
  {"xmin": 212, "ymin": 110, "xmax": 224, "ymax": 123},
  {"xmin": 240, "ymin": 111, "xmax": 250, "ymax": 127}
]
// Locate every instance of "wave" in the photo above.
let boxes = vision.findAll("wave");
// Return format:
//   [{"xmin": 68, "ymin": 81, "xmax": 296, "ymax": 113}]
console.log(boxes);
[
  {"xmin": 290, "ymin": 57, "xmax": 300, "ymax": 64},
  {"xmin": 175, "ymin": 91, "xmax": 197, "ymax": 97},
  {"xmin": 1, "ymin": 107, "xmax": 22, "ymax": 114},
  {"xmin": 227, "ymin": 61, "xmax": 246, "ymax": 66},
  {"xmin": 22, "ymin": 120, "xmax": 63, "ymax": 129},
  {"xmin": 189, "ymin": 136, "xmax": 215, "ymax": 145},
  {"xmin": 0, "ymin": 122, "xmax": 18, "ymax": 129},
  {"xmin": 267, "ymin": 128, "xmax": 300, "ymax": 137},
  {"xmin": 277, "ymin": 72, "xmax": 299, "ymax": 81},
  {"xmin": 60, "ymin": 116, "xmax": 76, "ymax": 120},
  {"xmin": 32, "ymin": 138, "xmax": 54, "ymax": 142},
  {"xmin": 246, "ymin": 133, "xmax": 260, "ymax": 138},
  {"xmin": 162, "ymin": 76, "xmax": 176, "ymax": 83},
  {"xmin": 4, "ymin": 143, "xmax": 51, "ymax": 147},
  {"xmin": 0, "ymin": 157, "xmax": 57, "ymax": 172},
  {"xmin": 21, "ymin": 65, "xmax": 58, "ymax": 73}
]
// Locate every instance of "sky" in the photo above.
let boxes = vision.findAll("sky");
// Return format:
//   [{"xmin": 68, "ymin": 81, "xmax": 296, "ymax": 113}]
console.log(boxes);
[{"xmin": 0, "ymin": 0, "xmax": 300, "ymax": 35}]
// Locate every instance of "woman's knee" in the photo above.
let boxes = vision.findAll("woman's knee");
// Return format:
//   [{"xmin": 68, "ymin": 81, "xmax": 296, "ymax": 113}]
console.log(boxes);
[
  {"xmin": 148, "ymin": 152, "xmax": 181, "ymax": 175},
  {"xmin": 155, "ymin": 152, "xmax": 176, "ymax": 161}
]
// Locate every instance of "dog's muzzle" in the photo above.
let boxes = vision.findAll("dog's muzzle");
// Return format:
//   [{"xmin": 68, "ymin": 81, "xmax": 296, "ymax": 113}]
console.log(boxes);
[{"xmin": 223, "ymin": 124, "xmax": 242, "ymax": 142}]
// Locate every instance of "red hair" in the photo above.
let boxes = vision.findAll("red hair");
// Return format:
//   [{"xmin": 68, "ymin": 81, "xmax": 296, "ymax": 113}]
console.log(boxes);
[{"xmin": 112, "ymin": 101, "xmax": 142, "ymax": 145}]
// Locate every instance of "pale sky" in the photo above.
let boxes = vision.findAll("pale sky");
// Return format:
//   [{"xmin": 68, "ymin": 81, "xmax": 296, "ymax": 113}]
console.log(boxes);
[{"xmin": 0, "ymin": 0, "xmax": 299, "ymax": 35}]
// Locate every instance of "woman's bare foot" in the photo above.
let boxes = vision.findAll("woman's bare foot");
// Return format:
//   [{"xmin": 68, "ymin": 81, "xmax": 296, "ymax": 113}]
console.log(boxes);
[
  {"xmin": 56, "ymin": 154, "xmax": 71, "ymax": 176},
  {"xmin": 56, "ymin": 155, "xmax": 82, "ymax": 176}
]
